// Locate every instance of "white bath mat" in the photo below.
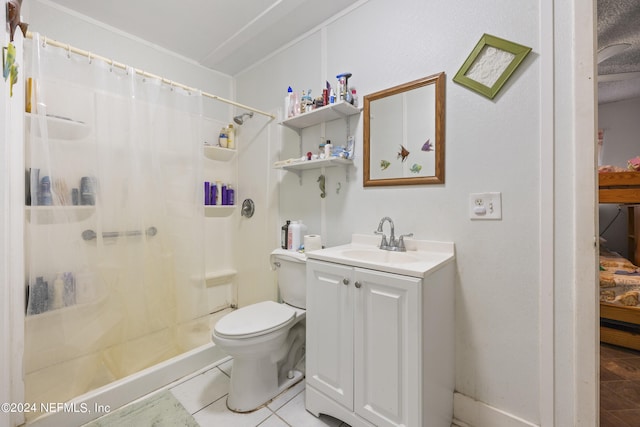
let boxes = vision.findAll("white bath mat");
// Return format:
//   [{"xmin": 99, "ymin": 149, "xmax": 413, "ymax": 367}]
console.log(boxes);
[{"xmin": 83, "ymin": 390, "xmax": 199, "ymax": 427}]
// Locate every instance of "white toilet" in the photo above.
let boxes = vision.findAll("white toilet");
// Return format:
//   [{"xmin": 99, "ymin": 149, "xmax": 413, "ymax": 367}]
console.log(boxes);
[{"xmin": 211, "ymin": 249, "xmax": 307, "ymax": 412}]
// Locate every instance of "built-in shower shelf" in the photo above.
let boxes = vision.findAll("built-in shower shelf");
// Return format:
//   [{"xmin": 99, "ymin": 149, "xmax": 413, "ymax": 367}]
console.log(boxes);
[
  {"xmin": 25, "ymin": 113, "xmax": 91, "ymax": 140},
  {"xmin": 190, "ymin": 269, "xmax": 237, "ymax": 286},
  {"xmin": 204, "ymin": 145, "xmax": 236, "ymax": 162},
  {"xmin": 26, "ymin": 205, "xmax": 96, "ymax": 223},
  {"xmin": 204, "ymin": 205, "xmax": 236, "ymax": 217},
  {"xmin": 26, "ymin": 294, "xmax": 108, "ymax": 321},
  {"xmin": 205, "ymin": 269, "xmax": 237, "ymax": 286}
]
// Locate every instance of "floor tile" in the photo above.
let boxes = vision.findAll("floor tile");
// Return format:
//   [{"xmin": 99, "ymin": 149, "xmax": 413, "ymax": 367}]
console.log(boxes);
[
  {"xmin": 607, "ymin": 409, "xmax": 640, "ymax": 427},
  {"xmin": 170, "ymin": 367, "xmax": 230, "ymax": 414},
  {"xmin": 267, "ymin": 379, "xmax": 305, "ymax": 412},
  {"xmin": 276, "ymin": 391, "xmax": 343, "ymax": 427},
  {"xmin": 601, "ymin": 364, "xmax": 625, "ymax": 381},
  {"xmin": 600, "ymin": 410, "xmax": 633, "ymax": 427},
  {"xmin": 602, "ymin": 380, "xmax": 640, "ymax": 405},
  {"xmin": 602, "ymin": 359, "xmax": 640, "ymax": 381},
  {"xmin": 600, "ymin": 382, "xmax": 640, "ymax": 411},
  {"xmin": 258, "ymin": 414, "xmax": 290, "ymax": 427},
  {"xmin": 218, "ymin": 358, "xmax": 233, "ymax": 377},
  {"xmin": 193, "ymin": 396, "xmax": 272, "ymax": 427}
]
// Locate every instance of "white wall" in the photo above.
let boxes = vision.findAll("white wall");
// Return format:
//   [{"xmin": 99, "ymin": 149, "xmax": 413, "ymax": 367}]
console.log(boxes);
[
  {"xmin": 236, "ymin": 0, "xmax": 543, "ymax": 424},
  {"xmin": 7, "ymin": 0, "xmax": 598, "ymax": 426}
]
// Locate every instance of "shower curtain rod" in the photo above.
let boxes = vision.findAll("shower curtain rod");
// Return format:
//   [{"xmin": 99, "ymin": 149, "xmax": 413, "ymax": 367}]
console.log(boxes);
[{"xmin": 25, "ymin": 31, "xmax": 276, "ymax": 120}]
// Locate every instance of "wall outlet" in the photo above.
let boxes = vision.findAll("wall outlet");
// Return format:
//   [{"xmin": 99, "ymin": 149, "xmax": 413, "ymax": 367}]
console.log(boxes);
[{"xmin": 469, "ymin": 192, "xmax": 502, "ymax": 220}]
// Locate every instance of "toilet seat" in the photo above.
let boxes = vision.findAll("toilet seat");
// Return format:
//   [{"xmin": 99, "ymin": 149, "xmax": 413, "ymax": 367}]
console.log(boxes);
[{"xmin": 214, "ymin": 301, "xmax": 297, "ymax": 339}]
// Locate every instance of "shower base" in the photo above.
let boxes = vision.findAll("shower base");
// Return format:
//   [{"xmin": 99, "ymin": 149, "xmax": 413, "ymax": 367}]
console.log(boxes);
[{"xmin": 25, "ymin": 309, "xmax": 231, "ymax": 427}]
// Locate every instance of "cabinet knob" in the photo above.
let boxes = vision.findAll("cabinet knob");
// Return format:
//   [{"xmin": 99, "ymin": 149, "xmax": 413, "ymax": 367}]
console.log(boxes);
[
  {"xmin": 343, "ymin": 278, "xmax": 349, "ymax": 285},
  {"xmin": 355, "ymin": 281, "xmax": 361, "ymax": 289}
]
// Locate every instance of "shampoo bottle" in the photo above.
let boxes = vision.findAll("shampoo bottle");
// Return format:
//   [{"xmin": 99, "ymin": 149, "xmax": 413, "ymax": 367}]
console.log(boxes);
[
  {"xmin": 227, "ymin": 124, "xmax": 235, "ymax": 149},
  {"xmin": 215, "ymin": 181, "xmax": 222, "ymax": 205},
  {"xmin": 219, "ymin": 128, "xmax": 228, "ymax": 148}
]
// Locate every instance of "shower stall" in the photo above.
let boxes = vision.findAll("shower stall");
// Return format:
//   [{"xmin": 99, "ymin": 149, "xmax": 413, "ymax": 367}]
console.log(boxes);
[{"xmin": 16, "ymin": 34, "xmax": 251, "ymax": 425}]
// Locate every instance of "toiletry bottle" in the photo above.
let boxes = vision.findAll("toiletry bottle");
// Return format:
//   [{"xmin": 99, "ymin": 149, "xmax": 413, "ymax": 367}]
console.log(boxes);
[
  {"xmin": 285, "ymin": 86, "xmax": 293, "ymax": 118},
  {"xmin": 204, "ymin": 182, "xmax": 211, "ymax": 205},
  {"xmin": 63, "ymin": 272, "xmax": 76, "ymax": 307},
  {"xmin": 291, "ymin": 91, "xmax": 300, "ymax": 116},
  {"xmin": 324, "ymin": 140, "xmax": 333, "ymax": 158},
  {"xmin": 219, "ymin": 128, "xmax": 228, "ymax": 148},
  {"xmin": 210, "ymin": 185, "xmax": 217, "ymax": 206},
  {"xmin": 287, "ymin": 220, "xmax": 298, "ymax": 250},
  {"xmin": 227, "ymin": 124, "xmax": 235, "ymax": 149},
  {"xmin": 227, "ymin": 185, "xmax": 234, "ymax": 206},
  {"xmin": 289, "ymin": 220, "xmax": 307, "ymax": 252},
  {"xmin": 40, "ymin": 176, "xmax": 52, "ymax": 205},
  {"xmin": 79, "ymin": 176, "xmax": 96, "ymax": 206},
  {"xmin": 351, "ymin": 89, "xmax": 358, "ymax": 107},
  {"xmin": 318, "ymin": 143, "xmax": 326, "ymax": 159},
  {"xmin": 31, "ymin": 277, "xmax": 48, "ymax": 314},
  {"xmin": 221, "ymin": 184, "xmax": 228, "ymax": 205},
  {"xmin": 329, "ymin": 87, "xmax": 336, "ymax": 104},
  {"xmin": 52, "ymin": 273, "xmax": 64, "ymax": 310},
  {"xmin": 215, "ymin": 181, "xmax": 222, "ymax": 205},
  {"xmin": 281, "ymin": 220, "xmax": 290, "ymax": 249}
]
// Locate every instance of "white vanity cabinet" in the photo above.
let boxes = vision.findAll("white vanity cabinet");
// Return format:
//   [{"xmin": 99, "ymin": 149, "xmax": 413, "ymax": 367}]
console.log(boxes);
[{"xmin": 306, "ymin": 256, "xmax": 454, "ymax": 427}]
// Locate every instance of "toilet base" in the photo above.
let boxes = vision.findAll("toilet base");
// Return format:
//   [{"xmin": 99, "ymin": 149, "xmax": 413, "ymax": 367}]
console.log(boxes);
[{"xmin": 227, "ymin": 369, "xmax": 304, "ymax": 413}]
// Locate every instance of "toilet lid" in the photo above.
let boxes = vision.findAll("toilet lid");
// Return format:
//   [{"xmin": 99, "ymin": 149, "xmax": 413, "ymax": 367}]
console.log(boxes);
[{"xmin": 214, "ymin": 301, "xmax": 297, "ymax": 339}]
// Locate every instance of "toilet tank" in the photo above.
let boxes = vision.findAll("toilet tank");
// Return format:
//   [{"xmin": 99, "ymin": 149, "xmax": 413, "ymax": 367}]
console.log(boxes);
[{"xmin": 271, "ymin": 249, "xmax": 307, "ymax": 309}]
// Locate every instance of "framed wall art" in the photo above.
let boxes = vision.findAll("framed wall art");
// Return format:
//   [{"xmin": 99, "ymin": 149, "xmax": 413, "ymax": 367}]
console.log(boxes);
[{"xmin": 453, "ymin": 34, "xmax": 531, "ymax": 99}]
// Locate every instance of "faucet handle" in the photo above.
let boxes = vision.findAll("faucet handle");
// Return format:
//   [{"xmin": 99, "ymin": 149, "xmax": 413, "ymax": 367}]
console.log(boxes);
[
  {"xmin": 397, "ymin": 233, "xmax": 414, "ymax": 251},
  {"xmin": 374, "ymin": 230, "xmax": 389, "ymax": 248}
]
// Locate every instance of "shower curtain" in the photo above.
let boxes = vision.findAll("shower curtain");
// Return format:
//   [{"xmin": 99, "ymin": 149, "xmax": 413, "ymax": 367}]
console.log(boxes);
[{"xmin": 23, "ymin": 34, "xmax": 208, "ymax": 412}]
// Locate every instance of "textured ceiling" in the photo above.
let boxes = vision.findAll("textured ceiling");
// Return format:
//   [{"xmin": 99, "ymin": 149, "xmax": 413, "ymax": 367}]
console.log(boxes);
[{"xmin": 598, "ymin": 0, "xmax": 640, "ymax": 104}]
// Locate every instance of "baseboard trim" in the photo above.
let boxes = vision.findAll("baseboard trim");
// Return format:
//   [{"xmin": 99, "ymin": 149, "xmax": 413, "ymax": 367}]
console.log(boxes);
[{"xmin": 453, "ymin": 393, "xmax": 539, "ymax": 427}]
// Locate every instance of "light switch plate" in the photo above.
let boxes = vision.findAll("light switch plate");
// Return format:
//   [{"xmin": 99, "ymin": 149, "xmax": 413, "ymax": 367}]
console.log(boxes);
[{"xmin": 469, "ymin": 192, "xmax": 502, "ymax": 220}]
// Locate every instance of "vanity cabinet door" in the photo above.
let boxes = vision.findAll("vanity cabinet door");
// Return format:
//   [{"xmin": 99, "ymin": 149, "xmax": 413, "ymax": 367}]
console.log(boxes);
[
  {"xmin": 306, "ymin": 260, "xmax": 355, "ymax": 410},
  {"xmin": 353, "ymin": 268, "xmax": 421, "ymax": 427}
]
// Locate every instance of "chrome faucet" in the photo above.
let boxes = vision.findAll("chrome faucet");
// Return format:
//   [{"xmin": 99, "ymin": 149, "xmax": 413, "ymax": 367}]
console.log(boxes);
[{"xmin": 374, "ymin": 217, "xmax": 413, "ymax": 252}]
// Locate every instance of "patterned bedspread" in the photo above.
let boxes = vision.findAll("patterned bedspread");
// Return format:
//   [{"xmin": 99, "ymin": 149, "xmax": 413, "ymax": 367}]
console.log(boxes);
[{"xmin": 600, "ymin": 248, "xmax": 640, "ymax": 306}]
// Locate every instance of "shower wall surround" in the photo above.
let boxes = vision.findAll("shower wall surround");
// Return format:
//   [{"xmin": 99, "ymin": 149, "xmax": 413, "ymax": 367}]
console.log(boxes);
[{"xmin": 21, "ymin": 35, "xmax": 231, "ymax": 421}]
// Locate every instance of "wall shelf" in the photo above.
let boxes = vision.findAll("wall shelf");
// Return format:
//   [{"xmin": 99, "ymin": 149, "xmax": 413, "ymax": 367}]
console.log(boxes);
[
  {"xmin": 204, "ymin": 205, "xmax": 236, "ymax": 217},
  {"xmin": 204, "ymin": 145, "xmax": 236, "ymax": 162},
  {"xmin": 25, "ymin": 113, "xmax": 91, "ymax": 140},
  {"xmin": 280, "ymin": 101, "xmax": 361, "ymax": 130},
  {"xmin": 274, "ymin": 157, "xmax": 353, "ymax": 172},
  {"xmin": 26, "ymin": 205, "xmax": 96, "ymax": 223}
]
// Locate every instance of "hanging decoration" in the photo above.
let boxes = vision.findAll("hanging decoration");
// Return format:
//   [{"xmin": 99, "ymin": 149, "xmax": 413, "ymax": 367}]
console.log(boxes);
[
  {"xmin": 4, "ymin": 0, "xmax": 28, "ymax": 97},
  {"xmin": 3, "ymin": 42, "xmax": 18, "ymax": 97},
  {"xmin": 7, "ymin": 0, "xmax": 29, "ymax": 42}
]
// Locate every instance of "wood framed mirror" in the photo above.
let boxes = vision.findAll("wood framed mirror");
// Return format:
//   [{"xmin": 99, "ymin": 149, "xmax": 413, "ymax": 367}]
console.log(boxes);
[{"xmin": 363, "ymin": 72, "xmax": 445, "ymax": 186}]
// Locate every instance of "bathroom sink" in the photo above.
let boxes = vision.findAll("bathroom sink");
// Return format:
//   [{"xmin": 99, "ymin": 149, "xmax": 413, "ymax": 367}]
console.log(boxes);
[
  {"xmin": 305, "ymin": 234, "xmax": 455, "ymax": 278},
  {"xmin": 338, "ymin": 249, "xmax": 422, "ymax": 264}
]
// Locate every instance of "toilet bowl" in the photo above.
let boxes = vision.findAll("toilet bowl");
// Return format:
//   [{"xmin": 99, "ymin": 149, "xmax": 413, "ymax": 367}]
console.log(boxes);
[{"xmin": 211, "ymin": 249, "xmax": 307, "ymax": 412}]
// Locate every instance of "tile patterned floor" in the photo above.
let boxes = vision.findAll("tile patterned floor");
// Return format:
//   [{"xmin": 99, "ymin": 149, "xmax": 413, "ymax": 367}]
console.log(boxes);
[
  {"xmin": 600, "ymin": 343, "xmax": 640, "ymax": 427},
  {"xmin": 169, "ymin": 359, "xmax": 350, "ymax": 427}
]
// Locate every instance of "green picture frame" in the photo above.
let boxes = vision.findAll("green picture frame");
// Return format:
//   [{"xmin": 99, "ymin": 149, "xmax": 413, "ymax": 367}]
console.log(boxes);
[{"xmin": 453, "ymin": 34, "xmax": 531, "ymax": 99}]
